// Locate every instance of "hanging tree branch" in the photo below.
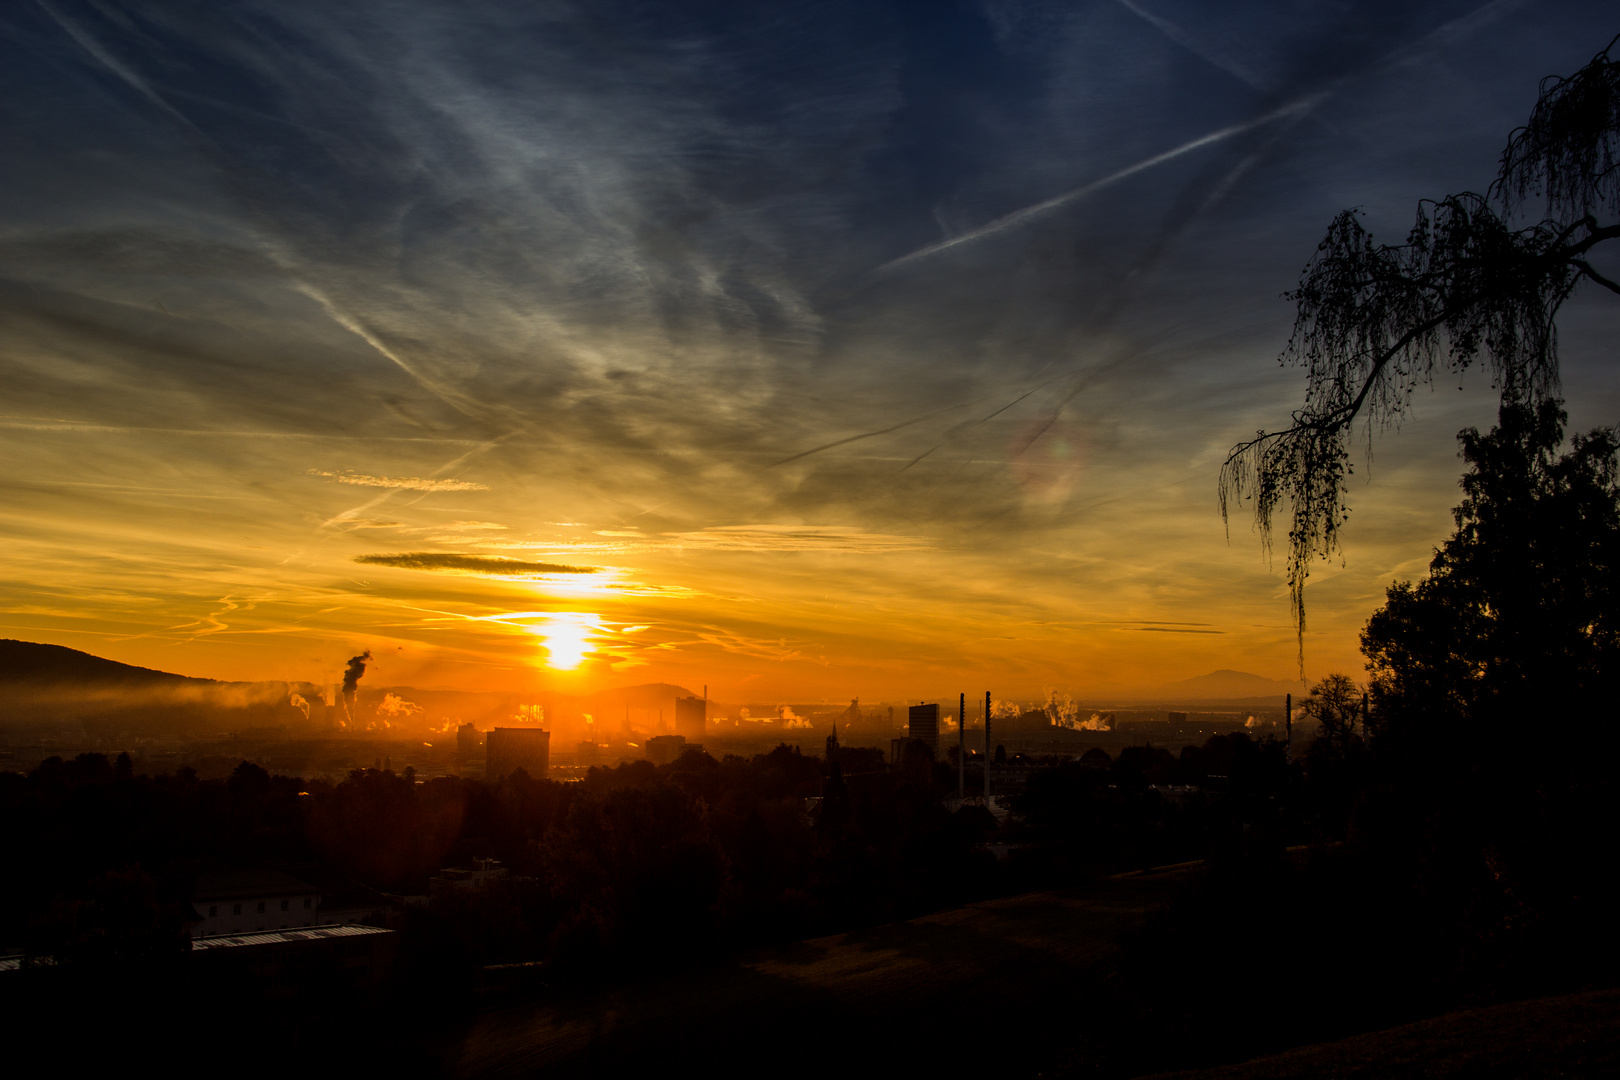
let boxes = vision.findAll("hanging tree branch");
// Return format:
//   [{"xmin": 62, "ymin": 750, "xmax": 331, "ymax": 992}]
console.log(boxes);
[{"xmin": 1221, "ymin": 37, "xmax": 1620, "ymax": 662}]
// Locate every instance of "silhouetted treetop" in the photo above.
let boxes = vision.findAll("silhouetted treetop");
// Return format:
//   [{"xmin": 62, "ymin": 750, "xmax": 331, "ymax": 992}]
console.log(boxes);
[
  {"xmin": 1497, "ymin": 35, "xmax": 1620, "ymax": 220},
  {"xmin": 1221, "ymin": 37, "xmax": 1620, "ymax": 656},
  {"xmin": 1361, "ymin": 400, "xmax": 1620, "ymax": 752}
]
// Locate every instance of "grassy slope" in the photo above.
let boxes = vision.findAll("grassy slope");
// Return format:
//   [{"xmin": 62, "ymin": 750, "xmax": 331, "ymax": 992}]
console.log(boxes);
[{"xmin": 1143, "ymin": 988, "xmax": 1620, "ymax": 1080}]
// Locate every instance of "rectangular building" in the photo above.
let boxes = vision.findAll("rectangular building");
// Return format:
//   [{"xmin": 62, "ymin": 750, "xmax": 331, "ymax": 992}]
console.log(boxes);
[
  {"xmin": 646, "ymin": 733, "xmax": 689, "ymax": 765},
  {"xmin": 486, "ymin": 727, "xmax": 550, "ymax": 779},
  {"xmin": 675, "ymin": 695, "xmax": 706, "ymax": 741},
  {"xmin": 192, "ymin": 869, "xmax": 322, "ymax": 938},
  {"xmin": 908, "ymin": 703, "xmax": 939, "ymax": 758}
]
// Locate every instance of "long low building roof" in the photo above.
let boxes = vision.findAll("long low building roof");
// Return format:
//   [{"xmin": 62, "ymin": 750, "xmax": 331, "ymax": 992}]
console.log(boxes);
[{"xmin": 190, "ymin": 924, "xmax": 393, "ymax": 950}]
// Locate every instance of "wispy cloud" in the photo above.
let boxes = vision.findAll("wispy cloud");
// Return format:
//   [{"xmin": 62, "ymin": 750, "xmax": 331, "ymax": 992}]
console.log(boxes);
[
  {"xmin": 664, "ymin": 526, "xmax": 931, "ymax": 553},
  {"xmin": 309, "ymin": 470, "xmax": 489, "ymax": 492},
  {"xmin": 692, "ymin": 627, "xmax": 824, "ymax": 664}
]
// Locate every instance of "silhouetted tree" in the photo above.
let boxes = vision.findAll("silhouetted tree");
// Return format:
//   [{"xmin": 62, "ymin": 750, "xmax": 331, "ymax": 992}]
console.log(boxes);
[
  {"xmin": 1301, "ymin": 673, "xmax": 1362, "ymax": 756},
  {"xmin": 1221, "ymin": 38, "xmax": 1620, "ymax": 646},
  {"xmin": 1352, "ymin": 402, "xmax": 1620, "ymax": 990},
  {"xmin": 1362, "ymin": 400, "xmax": 1620, "ymax": 755}
]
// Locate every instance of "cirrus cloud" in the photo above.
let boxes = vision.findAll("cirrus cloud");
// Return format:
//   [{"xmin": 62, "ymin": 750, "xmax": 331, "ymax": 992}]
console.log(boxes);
[
  {"xmin": 664, "ymin": 526, "xmax": 930, "ymax": 552},
  {"xmin": 308, "ymin": 469, "xmax": 488, "ymax": 491}
]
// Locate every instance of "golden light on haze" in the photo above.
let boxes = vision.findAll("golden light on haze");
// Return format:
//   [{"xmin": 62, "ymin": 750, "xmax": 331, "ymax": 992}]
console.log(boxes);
[{"xmin": 530, "ymin": 612, "xmax": 603, "ymax": 671}]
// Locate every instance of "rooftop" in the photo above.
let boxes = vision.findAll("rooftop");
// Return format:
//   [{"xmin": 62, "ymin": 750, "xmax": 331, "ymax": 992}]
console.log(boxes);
[{"xmin": 190, "ymin": 924, "xmax": 393, "ymax": 950}]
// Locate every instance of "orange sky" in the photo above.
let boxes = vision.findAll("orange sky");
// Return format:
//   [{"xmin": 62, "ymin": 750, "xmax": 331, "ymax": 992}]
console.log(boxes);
[{"xmin": 0, "ymin": 380, "xmax": 1510, "ymax": 700}]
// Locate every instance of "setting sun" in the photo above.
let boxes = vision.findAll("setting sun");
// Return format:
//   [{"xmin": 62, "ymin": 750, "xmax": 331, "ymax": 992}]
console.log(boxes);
[{"xmin": 532, "ymin": 612, "xmax": 602, "ymax": 670}]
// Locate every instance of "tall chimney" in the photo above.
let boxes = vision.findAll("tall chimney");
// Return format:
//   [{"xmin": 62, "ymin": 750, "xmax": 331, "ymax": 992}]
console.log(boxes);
[
  {"xmin": 1285, "ymin": 693, "xmax": 1292, "ymax": 751},
  {"xmin": 958, "ymin": 692, "xmax": 966, "ymax": 800},
  {"xmin": 984, "ymin": 690, "xmax": 992, "ymax": 802}
]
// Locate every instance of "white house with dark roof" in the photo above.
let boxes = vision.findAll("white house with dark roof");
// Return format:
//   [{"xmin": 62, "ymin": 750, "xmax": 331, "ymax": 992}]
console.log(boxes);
[{"xmin": 191, "ymin": 869, "xmax": 321, "ymax": 938}]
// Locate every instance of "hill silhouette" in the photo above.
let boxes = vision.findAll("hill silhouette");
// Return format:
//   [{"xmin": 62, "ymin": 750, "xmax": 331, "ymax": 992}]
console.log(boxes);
[
  {"xmin": 0, "ymin": 639, "xmax": 214, "ymax": 689},
  {"xmin": 0, "ymin": 639, "xmax": 297, "ymax": 735}
]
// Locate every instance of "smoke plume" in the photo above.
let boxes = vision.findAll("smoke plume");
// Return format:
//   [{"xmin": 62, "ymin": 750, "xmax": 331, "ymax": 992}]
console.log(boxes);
[
  {"xmin": 341, "ymin": 651, "xmax": 370, "ymax": 722},
  {"xmin": 1043, "ymin": 689, "xmax": 1079, "ymax": 728},
  {"xmin": 778, "ymin": 705, "xmax": 813, "ymax": 729},
  {"xmin": 377, "ymin": 692, "xmax": 421, "ymax": 718}
]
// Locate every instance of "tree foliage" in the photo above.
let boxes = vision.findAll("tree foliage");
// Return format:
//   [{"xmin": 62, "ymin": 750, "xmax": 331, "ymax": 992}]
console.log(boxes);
[
  {"xmin": 1221, "ymin": 37, "xmax": 1620, "ymax": 651},
  {"xmin": 1300, "ymin": 672, "xmax": 1362, "ymax": 752},
  {"xmin": 1352, "ymin": 405, "xmax": 1620, "ymax": 990},
  {"xmin": 1361, "ymin": 400, "xmax": 1620, "ymax": 752}
]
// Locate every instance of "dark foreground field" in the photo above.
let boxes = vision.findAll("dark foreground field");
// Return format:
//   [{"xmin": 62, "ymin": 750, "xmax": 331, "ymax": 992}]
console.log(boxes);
[
  {"xmin": 430, "ymin": 866, "xmax": 1619, "ymax": 1080},
  {"xmin": 1148, "ymin": 988, "xmax": 1620, "ymax": 1080},
  {"xmin": 437, "ymin": 869, "xmax": 1192, "ymax": 1078}
]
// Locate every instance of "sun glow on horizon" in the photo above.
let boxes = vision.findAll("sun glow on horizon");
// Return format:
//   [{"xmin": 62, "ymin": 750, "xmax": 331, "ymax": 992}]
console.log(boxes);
[{"xmin": 530, "ymin": 612, "xmax": 603, "ymax": 670}]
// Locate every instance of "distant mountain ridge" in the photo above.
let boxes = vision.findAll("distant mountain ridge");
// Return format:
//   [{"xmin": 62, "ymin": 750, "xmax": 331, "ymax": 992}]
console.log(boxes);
[
  {"xmin": 0, "ymin": 639, "xmax": 215, "ymax": 687},
  {"xmin": 0, "ymin": 639, "xmax": 294, "ymax": 734}
]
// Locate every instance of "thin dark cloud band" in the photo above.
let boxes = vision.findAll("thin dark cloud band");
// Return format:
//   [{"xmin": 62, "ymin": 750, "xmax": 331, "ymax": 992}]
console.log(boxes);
[{"xmin": 354, "ymin": 553, "xmax": 599, "ymax": 576}]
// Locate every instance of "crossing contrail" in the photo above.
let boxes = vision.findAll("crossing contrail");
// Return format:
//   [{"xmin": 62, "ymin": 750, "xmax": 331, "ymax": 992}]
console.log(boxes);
[{"xmin": 871, "ymin": 92, "xmax": 1327, "ymax": 274}]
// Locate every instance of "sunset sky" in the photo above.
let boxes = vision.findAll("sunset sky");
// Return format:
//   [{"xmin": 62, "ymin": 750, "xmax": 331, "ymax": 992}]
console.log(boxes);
[{"xmin": 3, "ymin": 1, "xmax": 1617, "ymax": 701}]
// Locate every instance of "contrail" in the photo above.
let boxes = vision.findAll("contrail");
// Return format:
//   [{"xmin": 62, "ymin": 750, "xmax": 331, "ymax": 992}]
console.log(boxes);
[
  {"xmin": 872, "ymin": 92, "xmax": 1326, "ymax": 274},
  {"xmin": 1114, "ymin": 0, "xmax": 1266, "ymax": 90},
  {"xmin": 321, "ymin": 436, "xmax": 509, "ymax": 528},
  {"xmin": 875, "ymin": 0, "xmax": 1516, "ymax": 279},
  {"xmin": 40, "ymin": 2, "xmax": 493, "ymax": 425},
  {"xmin": 289, "ymin": 280, "xmax": 488, "ymax": 421},
  {"xmin": 767, "ymin": 403, "xmax": 971, "ymax": 468},
  {"xmin": 37, "ymin": 1, "xmax": 199, "ymax": 133}
]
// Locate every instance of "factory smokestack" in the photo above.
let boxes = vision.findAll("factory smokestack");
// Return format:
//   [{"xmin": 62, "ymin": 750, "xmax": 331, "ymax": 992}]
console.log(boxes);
[
  {"xmin": 341, "ymin": 650, "xmax": 371, "ymax": 723},
  {"xmin": 984, "ymin": 690, "xmax": 992, "ymax": 802},
  {"xmin": 1285, "ymin": 692, "xmax": 1292, "ymax": 751},
  {"xmin": 958, "ymin": 692, "xmax": 966, "ymax": 800}
]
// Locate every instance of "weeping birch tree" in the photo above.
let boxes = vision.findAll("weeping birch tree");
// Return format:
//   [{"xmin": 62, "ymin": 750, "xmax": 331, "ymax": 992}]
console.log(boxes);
[{"xmin": 1221, "ymin": 36, "xmax": 1620, "ymax": 652}]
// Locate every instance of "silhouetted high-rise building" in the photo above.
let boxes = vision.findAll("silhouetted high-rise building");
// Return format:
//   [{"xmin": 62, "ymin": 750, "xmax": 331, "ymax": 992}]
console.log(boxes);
[
  {"xmin": 456, "ymin": 722, "xmax": 481, "ymax": 754},
  {"xmin": 908, "ymin": 703, "xmax": 939, "ymax": 757},
  {"xmin": 486, "ymin": 727, "xmax": 549, "ymax": 779},
  {"xmin": 675, "ymin": 695, "xmax": 706, "ymax": 741}
]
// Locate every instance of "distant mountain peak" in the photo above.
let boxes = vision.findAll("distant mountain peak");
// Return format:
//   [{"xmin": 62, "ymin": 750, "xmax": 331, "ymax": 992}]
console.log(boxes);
[{"xmin": 1151, "ymin": 669, "xmax": 1305, "ymax": 701}]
